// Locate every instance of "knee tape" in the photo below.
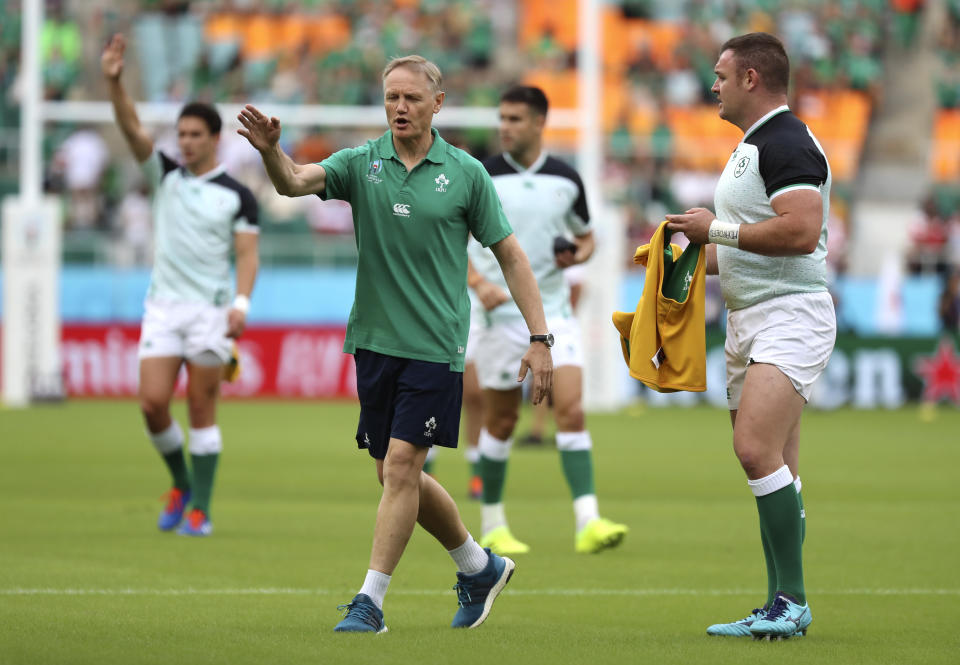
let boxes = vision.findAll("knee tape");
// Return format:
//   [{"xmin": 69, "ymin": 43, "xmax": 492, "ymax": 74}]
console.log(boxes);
[
  {"xmin": 556, "ymin": 430, "xmax": 592, "ymax": 452},
  {"xmin": 478, "ymin": 428, "xmax": 512, "ymax": 461},
  {"xmin": 189, "ymin": 425, "xmax": 222, "ymax": 455},
  {"xmin": 149, "ymin": 421, "xmax": 184, "ymax": 455}
]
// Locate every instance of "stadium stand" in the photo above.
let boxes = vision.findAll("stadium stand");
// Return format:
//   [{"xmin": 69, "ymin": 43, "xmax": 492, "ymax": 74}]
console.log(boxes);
[{"xmin": 1, "ymin": 0, "xmax": 956, "ymax": 303}]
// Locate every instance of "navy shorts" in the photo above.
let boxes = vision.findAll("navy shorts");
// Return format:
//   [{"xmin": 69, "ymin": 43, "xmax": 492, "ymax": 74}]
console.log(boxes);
[{"xmin": 354, "ymin": 349, "xmax": 463, "ymax": 459}]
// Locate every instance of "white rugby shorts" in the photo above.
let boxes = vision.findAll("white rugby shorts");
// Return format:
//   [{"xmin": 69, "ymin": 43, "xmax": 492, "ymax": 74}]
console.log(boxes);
[
  {"xmin": 138, "ymin": 298, "xmax": 233, "ymax": 364},
  {"xmin": 475, "ymin": 315, "xmax": 582, "ymax": 391},
  {"xmin": 725, "ymin": 291, "xmax": 836, "ymax": 409},
  {"xmin": 465, "ymin": 303, "xmax": 485, "ymax": 365}
]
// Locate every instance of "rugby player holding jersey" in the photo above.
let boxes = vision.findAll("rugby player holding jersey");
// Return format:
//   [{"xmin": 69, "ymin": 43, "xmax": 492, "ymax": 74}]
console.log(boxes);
[
  {"xmin": 102, "ymin": 34, "xmax": 259, "ymax": 537},
  {"xmin": 666, "ymin": 33, "xmax": 836, "ymax": 639},
  {"xmin": 468, "ymin": 86, "xmax": 627, "ymax": 555},
  {"xmin": 238, "ymin": 56, "xmax": 552, "ymax": 633}
]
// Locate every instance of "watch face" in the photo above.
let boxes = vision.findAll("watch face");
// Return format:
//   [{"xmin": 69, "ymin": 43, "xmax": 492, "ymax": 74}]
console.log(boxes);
[{"xmin": 532, "ymin": 334, "xmax": 554, "ymax": 348}]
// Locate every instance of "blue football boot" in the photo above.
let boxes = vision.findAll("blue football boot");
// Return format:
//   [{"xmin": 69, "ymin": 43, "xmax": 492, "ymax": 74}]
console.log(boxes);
[
  {"xmin": 750, "ymin": 593, "xmax": 812, "ymax": 640},
  {"xmin": 451, "ymin": 548, "xmax": 515, "ymax": 628},
  {"xmin": 334, "ymin": 593, "xmax": 387, "ymax": 633},
  {"xmin": 157, "ymin": 488, "xmax": 190, "ymax": 531}
]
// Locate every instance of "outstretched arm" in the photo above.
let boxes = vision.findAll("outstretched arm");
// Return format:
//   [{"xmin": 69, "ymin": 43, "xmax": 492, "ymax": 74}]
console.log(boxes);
[
  {"xmin": 101, "ymin": 33, "xmax": 153, "ymax": 162},
  {"xmin": 490, "ymin": 233, "xmax": 553, "ymax": 404},
  {"xmin": 237, "ymin": 105, "xmax": 328, "ymax": 197}
]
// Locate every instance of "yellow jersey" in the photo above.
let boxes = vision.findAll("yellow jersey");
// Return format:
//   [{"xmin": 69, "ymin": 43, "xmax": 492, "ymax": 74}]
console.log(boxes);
[{"xmin": 612, "ymin": 221, "xmax": 707, "ymax": 392}]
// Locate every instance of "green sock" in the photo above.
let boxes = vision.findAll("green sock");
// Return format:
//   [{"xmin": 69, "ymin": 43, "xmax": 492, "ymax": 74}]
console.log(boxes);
[
  {"xmin": 798, "ymin": 489, "xmax": 806, "ymax": 544},
  {"xmin": 470, "ymin": 458, "xmax": 481, "ymax": 477},
  {"xmin": 756, "ymin": 484, "xmax": 805, "ymax": 604},
  {"xmin": 760, "ymin": 528, "xmax": 777, "ymax": 608},
  {"xmin": 162, "ymin": 450, "xmax": 191, "ymax": 492},
  {"xmin": 559, "ymin": 450, "xmax": 595, "ymax": 499},
  {"xmin": 190, "ymin": 453, "xmax": 219, "ymax": 516},
  {"xmin": 422, "ymin": 459, "xmax": 435, "ymax": 475},
  {"xmin": 480, "ymin": 455, "xmax": 507, "ymax": 504}
]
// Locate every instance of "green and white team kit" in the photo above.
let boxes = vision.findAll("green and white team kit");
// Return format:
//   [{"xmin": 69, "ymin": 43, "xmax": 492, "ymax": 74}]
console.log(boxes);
[{"xmin": 143, "ymin": 150, "xmax": 259, "ymax": 305}]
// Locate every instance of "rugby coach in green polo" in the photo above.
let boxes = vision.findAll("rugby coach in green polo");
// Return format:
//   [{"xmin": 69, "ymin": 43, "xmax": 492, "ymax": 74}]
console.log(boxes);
[{"xmin": 238, "ymin": 55, "xmax": 553, "ymax": 633}]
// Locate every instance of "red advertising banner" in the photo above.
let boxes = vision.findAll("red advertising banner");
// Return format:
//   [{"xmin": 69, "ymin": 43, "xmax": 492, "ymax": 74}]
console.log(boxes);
[{"xmin": 60, "ymin": 324, "xmax": 357, "ymax": 398}]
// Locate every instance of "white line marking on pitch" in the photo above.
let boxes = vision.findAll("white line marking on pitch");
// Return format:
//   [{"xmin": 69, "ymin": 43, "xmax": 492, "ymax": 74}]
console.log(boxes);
[{"xmin": 2, "ymin": 588, "xmax": 957, "ymax": 597}]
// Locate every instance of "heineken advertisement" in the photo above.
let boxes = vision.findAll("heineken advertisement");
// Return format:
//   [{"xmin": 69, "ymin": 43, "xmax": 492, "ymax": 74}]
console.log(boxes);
[{"xmin": 636, "ymin": 332, "xmax": 960, "ymax": 410}]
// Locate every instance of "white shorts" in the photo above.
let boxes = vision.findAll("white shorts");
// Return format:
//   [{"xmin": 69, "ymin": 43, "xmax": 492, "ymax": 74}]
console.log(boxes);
[
  {"xmin": 725, "ymin": 291, "xmax": 836, "ymax": 409},
  {"xmin": 475, "ymin": 316, "xmax": 582, "ymax": 391},
  {"xmin": 465, "ymin": 304, "xmax": 484, "ymax": 365},
  {"xmin": 138, "ymin": 298, "xmax": 233, "ymax": 364}
]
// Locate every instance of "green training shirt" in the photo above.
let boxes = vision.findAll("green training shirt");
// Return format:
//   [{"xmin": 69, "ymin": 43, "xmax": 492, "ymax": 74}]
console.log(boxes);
[{"xmin": 320, "ymin": 128, "xmax": 513, "ymax": 371}]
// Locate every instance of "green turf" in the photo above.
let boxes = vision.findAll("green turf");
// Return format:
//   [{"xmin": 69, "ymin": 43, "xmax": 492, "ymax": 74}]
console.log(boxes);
[{"xmin": 2, "ymin": 401, "xmax": 958, "ymax": 664}]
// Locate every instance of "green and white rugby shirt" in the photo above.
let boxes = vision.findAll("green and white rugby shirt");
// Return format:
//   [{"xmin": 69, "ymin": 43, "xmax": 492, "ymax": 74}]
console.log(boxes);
[
  {"xmin": 319, "ymin": 128, "xmax": 512, "ymax": 371},
  {"xmin": 468, "ymin": 151, "xmax": 590, "ymax": 324},
  {"xmin": 714, "ymin": 105, "xmax": 831, "ymax": 310},
  {"xmin": 142, "ymin": 150, "xmax": 258, "ymax": 306}
]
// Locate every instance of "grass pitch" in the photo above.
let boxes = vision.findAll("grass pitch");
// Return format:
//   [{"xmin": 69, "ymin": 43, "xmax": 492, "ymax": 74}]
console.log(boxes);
[{"xmin": 1, "ymin": 400, "xmax": 958, "ymax": 664}]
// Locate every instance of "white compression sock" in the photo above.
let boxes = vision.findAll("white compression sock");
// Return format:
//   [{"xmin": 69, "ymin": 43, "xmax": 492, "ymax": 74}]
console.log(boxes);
[
  {"xmin": 358, "ymin": 569, "xmax": 391, "ymax": 609},
  {"xmin": 447, "ymin": 534, "xmax": 489, "ymax": 575},
  {"xmin": 481, "ymin": 503, "xmax": 507, "ymax": 537},
  {"xmin": 573, "ymin": 494, "xmax": 600, "ymax": 532}
]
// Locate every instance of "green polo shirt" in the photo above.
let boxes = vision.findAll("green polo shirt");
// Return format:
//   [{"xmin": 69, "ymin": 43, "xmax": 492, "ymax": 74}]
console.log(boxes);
[{"xmin": 320, "ymin": 128, "xmax": 512, "ymax": 371}]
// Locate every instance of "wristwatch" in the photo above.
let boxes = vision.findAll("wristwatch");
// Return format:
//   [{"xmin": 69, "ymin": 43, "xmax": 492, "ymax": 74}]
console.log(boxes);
[{"xmin": 530, "ymin": 333, "xmax": 554, "ymax": 348}]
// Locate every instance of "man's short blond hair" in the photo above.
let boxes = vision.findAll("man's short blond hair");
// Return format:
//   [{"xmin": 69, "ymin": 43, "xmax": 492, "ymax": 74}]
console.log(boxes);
[{"xmin": 382, "ymin": 55, "xmax": 443, "ymax": 94}]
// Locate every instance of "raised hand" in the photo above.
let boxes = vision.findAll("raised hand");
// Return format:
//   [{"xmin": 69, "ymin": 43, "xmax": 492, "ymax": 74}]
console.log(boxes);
[
  {"xmin": 237, "ymin": 105, "xmax": 282, "ymax": 153},
  {"xmin": 101, "ymin": 33, "xmax": 126, "ymax": 80}
]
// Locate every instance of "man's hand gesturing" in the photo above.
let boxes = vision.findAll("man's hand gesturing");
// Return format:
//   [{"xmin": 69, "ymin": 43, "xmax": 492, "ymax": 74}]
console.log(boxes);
[{"xmin": 237, "ymin": 105, "xmax": 282, "ymax": 153}]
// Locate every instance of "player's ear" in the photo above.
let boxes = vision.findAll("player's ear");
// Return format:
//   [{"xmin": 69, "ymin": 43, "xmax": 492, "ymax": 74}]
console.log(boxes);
[{"xmin": 433, "ymin": 90, "xmax": 445, "ymax": 114}]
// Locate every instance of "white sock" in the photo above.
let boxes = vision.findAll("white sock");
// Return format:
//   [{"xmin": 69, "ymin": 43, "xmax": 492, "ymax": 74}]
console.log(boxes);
[
  {"xmin": 747, "ymin": 465, "xmax": 794, "ymax": 497},
  {"xmin": 465, "ymin": 446, "xmax": 480, "ymax": 464},
  {"xmin": 148, "ymin": 421, "xmax": 184, "ymax": 455},
  {"xmin": 358, "ymin": 569, "xmax": 391, "ymax": 609},
  {"xmin": 478, "ymin": 428, "xmax": 513, "ymax": 461},
  {"xmin": 573, "ymin": 494, "xmax": 599, "ymax": 531},
  {"xmin": 794, "ymin": 476, "xmax": 802, "ymax": 493},
  {"xmin": 447, "ymin": 534, "xmax": 489, "ymax": 575},
  {"xmin": 481, "ymin": 502, "xmax": 507, "ymax": 537}
]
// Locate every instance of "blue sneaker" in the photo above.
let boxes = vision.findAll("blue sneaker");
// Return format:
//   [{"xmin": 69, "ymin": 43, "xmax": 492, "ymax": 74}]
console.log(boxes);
[
  {"xmin": 334, "ymin": 593, "xmax": 388, "ymax": 633},
  {"xmin": 706, "ymin": 607, "xmax": 767, "ymax": 636},
  {"xmin": 749, "ymin": 593, "xmax": 812, "ymax": 639},
  {"xmin": 157, "ymin": 488, "xmax": 190, "ymax": 531},
  {"xmin": 176, "ymin": 508, "xmax": 212, "ymax": 536},
  {"xmin": 451, "ymin": 548, "xmax": 515, "ymax": 628}
]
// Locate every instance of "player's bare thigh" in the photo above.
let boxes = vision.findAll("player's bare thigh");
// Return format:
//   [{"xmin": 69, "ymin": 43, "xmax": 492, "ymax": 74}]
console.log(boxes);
[{"xmin": 732, "ymin": 362, "xmax": 805, "ymax": 480}]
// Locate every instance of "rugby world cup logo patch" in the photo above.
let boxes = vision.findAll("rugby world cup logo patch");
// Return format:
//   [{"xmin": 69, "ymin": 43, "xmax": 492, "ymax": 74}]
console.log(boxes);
[
  {"xmin": 734, "ymin": 156, "xmax": 750, "ymax": 178},
  {"xmin": 367, "ymin": 159, "xmax": 384, "ymax": 183}
]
